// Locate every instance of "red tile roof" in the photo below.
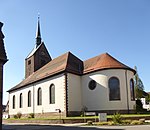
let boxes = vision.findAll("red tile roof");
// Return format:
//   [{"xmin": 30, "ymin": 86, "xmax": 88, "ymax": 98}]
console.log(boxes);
[{"xmin": 84, "ymin": 53, "xmax": 135, "ymax": 74}]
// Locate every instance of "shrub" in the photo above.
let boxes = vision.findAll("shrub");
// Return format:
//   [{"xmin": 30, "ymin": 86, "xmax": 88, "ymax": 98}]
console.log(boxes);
[
  {"xmin": 16, "ymin": 112, "xmax": 22, "ymax": 119},
  {"xmin": 87, "ymin": 120, "xmax": 93, "ymax": 125},
  {"xmin": 131, "ymin": 120, "xmax": 143, "ymax": 125},
  {"xmin": 139, "ymin": 118, "xmax": 145, "ymax": 123},
  {"xmin": 136, "ymin": 99, "xmax": 143, "ymax": 113},
  {"xmin": 96, "ymin": 121, "xmax": 114, "ymax": 126},
  {"xmin": 13, "ymin": 115, "xmax": 18, "ymax": 119},
  {"xmin": 28, "ymin": 113, "xmax": 34, "ymax": 118},
  {"xmin": 13, "ymin": 112, "xmax": 22, "ymax": 119},
  {"xmin": 81, "ymin": 106, "xmax": 88, "ymax": 117},
  {"xmin": 112, "ymin": 112, "xmax": 122, "ymax": 124},
  {"xmin": 97, "ymin": 121, "xmax": 114, "ymax": 126},
  {"xmin": 122, "ymin": 120, "xmax": 131, "ymax": 125}
]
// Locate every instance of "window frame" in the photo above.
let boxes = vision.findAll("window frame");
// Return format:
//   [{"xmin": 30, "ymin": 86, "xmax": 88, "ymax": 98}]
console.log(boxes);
[
  {"xmin": 12, "ymin": 95, "xmax": 15, "ymax": 109},
  {"xmin": 49, "ymin": 84, "xmax": 55, "ymax": 104},
  {"xmin": 37, "ymin": 87, "xmax": 42, "ymax": 105},
  {"xmin": 19, "ymin": 93, "xmax": 23, "ymax": 108},
  {"xmin": 28, "ymin": 91, "xmax": 31, "ymax": 107},
  {"xmin": 130, "ymin": 78, "xmax": 135, "ymax": 101},
  {"xmin": 108, "ymin": 77, "xmax": 121, "ymax": 101}
]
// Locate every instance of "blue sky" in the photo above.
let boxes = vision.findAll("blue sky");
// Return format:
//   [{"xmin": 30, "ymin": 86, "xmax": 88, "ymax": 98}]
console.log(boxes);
[{"xmin": 1, "ymin": 0, "xmax": 150, "ymax": 104}]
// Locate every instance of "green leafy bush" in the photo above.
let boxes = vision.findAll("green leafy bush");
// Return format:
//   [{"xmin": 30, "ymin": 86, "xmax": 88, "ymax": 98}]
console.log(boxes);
[
  {"xmin": 81, "ymin": 106, "xmax": 88, "ymax": 117},
  {"xmin": 112, "ymin": 112, "xmax": 122, "ymax": 124},
  {"xmin": 122, "ymin": 120, "xmax": 131, "ymax": 125},
  {"xmin": 28, "ymin": 113, "xmax": 34, "ymax": 118},
  {"xmin": 97, "ymin": 121, "xmax": 114, "ymax": 126},
  {"xmin": 139, "ymin": 118, "xmax": 145, "ymax": 123},
  {"xmin": 16, "ymin": 112, "xmax": 22, "ymax": 119},
  {"xmin": 13, "ymin": 112, "xmax": 22, "ymax": 119},
  {"xmin": 136, "ymin": 99, "xmax": 143, "ymax": 113},
  {"xmin": 131, "ymin": 120, "xmax": 143, "ymax": 125},
  {"xmin": 87, "ymin": 120, "xmax": 93, "ymax": 125},
  {"xmin": 13, "ymin": 115, "xmax": 18, "ymax": 119}
]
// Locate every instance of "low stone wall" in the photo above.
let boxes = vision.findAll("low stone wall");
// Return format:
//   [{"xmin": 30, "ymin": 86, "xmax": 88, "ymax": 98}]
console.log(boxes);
[{"xmin": 9, "ymin": 112, "xmax": 67, "ymax": 119}]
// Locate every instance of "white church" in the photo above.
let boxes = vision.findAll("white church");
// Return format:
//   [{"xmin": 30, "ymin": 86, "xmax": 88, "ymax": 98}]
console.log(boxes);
[{"xmin": 7, "ymin": 18, "xmax": 136, "ymax": 118}]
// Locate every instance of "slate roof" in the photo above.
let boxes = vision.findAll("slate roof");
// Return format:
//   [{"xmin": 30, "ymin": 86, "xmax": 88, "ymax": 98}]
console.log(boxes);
[{"xmin": 8, "ymin": 52, "xmax": 135, "ymax": 92}]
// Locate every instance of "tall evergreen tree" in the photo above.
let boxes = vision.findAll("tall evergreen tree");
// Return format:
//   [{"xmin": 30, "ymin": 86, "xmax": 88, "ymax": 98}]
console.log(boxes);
[{"xmin": 134, "ymin": 66, "xmax": 144, "ymax": 99}]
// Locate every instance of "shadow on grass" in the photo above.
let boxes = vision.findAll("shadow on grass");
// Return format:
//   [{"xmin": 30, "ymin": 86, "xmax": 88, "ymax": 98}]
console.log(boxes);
[{"xmin": 2, "ymin": 124, "xmax": 124, "ymax": 130}]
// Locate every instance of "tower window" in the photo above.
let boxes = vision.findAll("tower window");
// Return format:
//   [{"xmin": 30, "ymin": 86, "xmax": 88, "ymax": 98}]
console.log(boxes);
[{"xmin": 28, "ymin": 60, "xmax": 31, "ymax": 65}]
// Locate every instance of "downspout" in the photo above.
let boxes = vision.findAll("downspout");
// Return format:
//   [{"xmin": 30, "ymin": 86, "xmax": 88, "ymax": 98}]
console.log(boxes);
[
  {"xmin": 64, "ymin": 72, "xmax": 68, "ymax": 117},
  {"xmin": 33, "ymin": 84, "xmax": 35, "ymax": 115},
  {"xmin": 125, "ymin": 70, "xmax": 129, "ymax": 114},
  {"xmin": 8, "ymin": 93, "xmax": 10, "ymax": 117}
]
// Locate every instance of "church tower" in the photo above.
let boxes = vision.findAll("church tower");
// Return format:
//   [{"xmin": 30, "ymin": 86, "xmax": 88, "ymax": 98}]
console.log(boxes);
[{"xmin": 25, "ymin": 16, "xmax": 52, "ymax": 78}]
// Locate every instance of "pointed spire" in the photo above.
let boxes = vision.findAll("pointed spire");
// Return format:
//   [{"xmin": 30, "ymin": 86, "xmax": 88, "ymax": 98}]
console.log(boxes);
[{"xmin": 36, "ymin": 14, "xmax": 42, "ymax": 47}]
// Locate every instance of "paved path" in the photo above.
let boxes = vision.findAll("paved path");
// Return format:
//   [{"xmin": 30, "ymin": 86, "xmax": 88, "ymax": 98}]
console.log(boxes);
[{"xmin": 2, "ymin": 123, "xmax": 150, "ymax": 130}]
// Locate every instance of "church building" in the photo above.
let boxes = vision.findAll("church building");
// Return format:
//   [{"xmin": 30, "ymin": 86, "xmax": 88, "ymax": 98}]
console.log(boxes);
[{"xmin": 7, "ymin": 18, "xmax": 136, "ymax": 118}]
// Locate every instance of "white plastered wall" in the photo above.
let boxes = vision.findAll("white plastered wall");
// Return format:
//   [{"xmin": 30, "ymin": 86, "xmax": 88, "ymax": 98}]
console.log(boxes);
[
  {"xmin": 9, "ymin": 73, "xmax": 66, "ymax": 116},
  {"xmin": 82, "ymin": 69, "xmax": 135, "ymax": 111},
  {"xmin": 67, "ymin": 73, "xmax": 82, "ymax": 111}
]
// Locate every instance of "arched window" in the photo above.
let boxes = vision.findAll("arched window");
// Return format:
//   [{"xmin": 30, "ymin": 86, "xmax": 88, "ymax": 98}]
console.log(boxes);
[
  {"xmin": 130, "ymin": 79, "xmax": 135, "ymax": 101},
  {"xmin": 12, "ymin": 95, "xmax": 15, "ymax": 109},
  {"xmin": 19, "ymin": 93, "xmax": 23, "ymax": 108},
  {"xmin": 109, "ymin": 77, "xmax": 120, "ymax": 101},
  {"xmin": 28, "ymin": 91, "xmax": 31, "ymax": 107},
  {"xmin": 37, "ymin": 87, "xmax": 42, "ymax": 105},
  {"xmin": 49, "ymin": 84, "xmax": 55, "ymax": 104}
]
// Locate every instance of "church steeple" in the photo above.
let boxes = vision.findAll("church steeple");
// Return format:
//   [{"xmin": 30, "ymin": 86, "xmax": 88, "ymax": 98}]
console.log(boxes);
[
  {"xmin": 36, "ymin": 15, "xmax": 42, "ymax": 47},
  {"xmin": 25, "ymin": 16, "xmax": 52, "ymax": 78}
]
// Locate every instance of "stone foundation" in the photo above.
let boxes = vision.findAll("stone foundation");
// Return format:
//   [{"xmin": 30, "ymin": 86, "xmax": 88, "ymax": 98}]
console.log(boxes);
[
  {"xmin": 9, "ymin": 109, "xmax": 135, "ymax": 118},
  {"xmin": 67, "ymin": 109, "xmax": 135, "ymax": 117},
  {"xmin": 10, "ymin": 111, "xmax": 67, "ymax": 119}
]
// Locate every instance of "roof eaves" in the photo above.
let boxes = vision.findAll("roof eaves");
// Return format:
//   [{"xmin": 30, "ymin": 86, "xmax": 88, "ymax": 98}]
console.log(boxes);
[
  {"xmin": 25, "ymin": 43, "xmax": 43, "ymax": 59},
  {"xmin": 84, "ymin": 67, "xmax": 136, "ymax": 75},
  {"xmin": 7, "ymin": 68, "xmax": 66, "ymax": 93}
]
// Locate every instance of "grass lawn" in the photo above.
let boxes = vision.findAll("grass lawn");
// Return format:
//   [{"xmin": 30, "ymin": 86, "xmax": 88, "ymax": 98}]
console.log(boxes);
[{"xmin": 5, "ymin": 113, "xmax": 150, "ymax": 120}]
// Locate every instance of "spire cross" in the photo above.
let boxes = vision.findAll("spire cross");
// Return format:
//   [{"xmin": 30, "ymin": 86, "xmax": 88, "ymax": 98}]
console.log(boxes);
[
  {"xmin": 38, "ymin": 13, "xmax": 40, "ymax": 21},
  {"xmin": 36, "ymin": 14, "xmax": 42, "ymax": 47}
]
